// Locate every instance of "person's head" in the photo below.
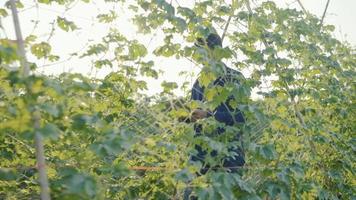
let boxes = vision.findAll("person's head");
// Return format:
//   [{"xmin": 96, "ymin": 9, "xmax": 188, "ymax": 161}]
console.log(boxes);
[{"xmin": 195, "ymin": 33, "xmax": 222, "ymax": 49}]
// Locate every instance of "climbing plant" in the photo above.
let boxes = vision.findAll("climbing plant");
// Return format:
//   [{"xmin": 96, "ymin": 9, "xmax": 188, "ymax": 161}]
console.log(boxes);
[{"xmin": 0, "ymin": 0, "xmax": 355, "ymax": 199}]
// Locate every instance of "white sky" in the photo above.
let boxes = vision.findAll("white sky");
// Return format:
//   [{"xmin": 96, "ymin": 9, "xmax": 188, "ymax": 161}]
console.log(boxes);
[{"xmin": 1, "ymin": 0, "xmax": 355, "ymax": 96}]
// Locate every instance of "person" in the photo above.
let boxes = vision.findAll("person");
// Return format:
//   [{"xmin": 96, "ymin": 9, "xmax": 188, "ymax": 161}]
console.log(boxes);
[{"xmin": 184, "ymin": 33, "xmax": 246, "ymax": 199}]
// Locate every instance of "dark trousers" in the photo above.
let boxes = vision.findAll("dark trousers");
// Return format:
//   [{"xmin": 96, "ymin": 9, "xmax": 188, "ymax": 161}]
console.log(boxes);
[
  {"xmin": 183, "ymin": 138, "xmax": 245, "ymax": 199},
  {"xmin": 191, "ymin": 144, "xmax": 245, "ymax": 174}
]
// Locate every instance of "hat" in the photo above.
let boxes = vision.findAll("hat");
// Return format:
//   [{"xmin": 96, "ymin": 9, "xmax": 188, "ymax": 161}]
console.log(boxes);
[{"xmin": 195, "ymin": 33, "xmax": 222, "ymax": 49}]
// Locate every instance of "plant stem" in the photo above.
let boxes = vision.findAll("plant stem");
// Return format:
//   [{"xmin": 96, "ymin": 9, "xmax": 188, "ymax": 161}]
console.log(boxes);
[
  {"xmin": 9, "ymin": 1, "xmax": 51, "ymax": 199},
  {"xmin": 296, "ymin": 0, "xmax": 307, "ymax": 14},
  {"xmin": 9, "ymin": 0, "xmax": 29, "ymax": 76},
  {"xmin": 221, "ymin": 15, "xmax": 232, "ymax": 43},
  {"xmin": 320, "ymin": 0, "xmax": 331, "ymax": 25}
]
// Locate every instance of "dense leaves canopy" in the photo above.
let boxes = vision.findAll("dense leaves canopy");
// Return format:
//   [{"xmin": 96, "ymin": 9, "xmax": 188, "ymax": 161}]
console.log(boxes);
[{"xmin": 0, "ymin": 0, "xmax": 355, "ymax": 199}]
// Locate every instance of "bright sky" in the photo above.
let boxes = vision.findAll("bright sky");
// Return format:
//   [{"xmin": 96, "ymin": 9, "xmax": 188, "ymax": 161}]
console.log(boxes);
[{"xmin": 1, "ymin": 0, "xmax": 355, "ymax": 96}]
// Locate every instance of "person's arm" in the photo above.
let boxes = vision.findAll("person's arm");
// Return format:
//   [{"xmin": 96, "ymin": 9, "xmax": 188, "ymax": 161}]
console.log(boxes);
[
  {"xmin": 213, "ymin": 68, "xmax": 245, "ymax": 125},
  {"xmin": 212, "ymin": 103, "xmax": 235, "ymax": 125},
  {"xmin": 208, "ymin": 91, "xmax": 246, "ymax": 125},
  {"xmin": 191, "ymin": 109, "xmax": 214, "ymax": 122},
  {"xmin": 190, "ymin": 80, "xmax": 212, "ymax": 122}
]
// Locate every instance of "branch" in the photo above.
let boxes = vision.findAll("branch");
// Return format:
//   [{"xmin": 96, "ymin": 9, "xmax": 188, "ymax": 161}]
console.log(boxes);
[
  {"xmin": 245, "ymin": 0, "xmax": 252, "ymax": 13},
  {"xmin": 221, "ymin": 15, "xmax": 232, "ymax": 43},
  {"xmin": 33, "ymin": 112, "xmax": 51, "ymax": 200},
  {"xmin": 320, "ymin": 0, "xmax": 331, "ymax": 26},
  {"xmin": 221, "ymin": 0, "xmax": 240, "ymax": 43},
  {"xmin": 9, "ymin": 1, "xmax": 51, "ymax": 199},
  {"xmin": 9, "ymin": 0, "xmax": 29, "ymax": 77},
  {"xmin": 296, "ymin": 0, "xmax": 307, "ymax": 14},
  {"xmin": 7, "ymin": 133, "xmax": 35, "ymax": 154}
]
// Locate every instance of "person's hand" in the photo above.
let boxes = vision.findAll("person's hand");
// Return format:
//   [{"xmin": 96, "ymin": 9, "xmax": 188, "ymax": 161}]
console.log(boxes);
[{"xmin": 191, "ymin": 109, "xmax": 208, "ymax": 122}]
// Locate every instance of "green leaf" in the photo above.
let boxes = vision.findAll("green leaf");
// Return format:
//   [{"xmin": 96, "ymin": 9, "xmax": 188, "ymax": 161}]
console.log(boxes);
[
  {"xmin": 175, "ymin": 168, "xmax": 193, "ymax": 182},
  {"xmin": 129, "ymin": 41, "xmax": 147, "ymax": 60},
  {"xmin": 161, "ymin": 81, "xmax": 178, "ymax": 94},
  {"xmin": 38, "ymin": 0, "xmax": 51, "ymax": 4},
  {"xmin": 0, "ymin": 8, "xmax": 8, "ymax": 17},
  {"xmin": 259, "ymin": 144, "xmax": 277, "ymax": 160},
  {"xmin": 0, "ymin": 168, "xmax": 17, "ymax": 181},
  {"xmin": 177, "ymin": 6, "xmax": 195, "ymax": 18},
  {"xmin": 94, "ymin": 59, "xmax": 113, "ymax": 68},
  {"xmin": 30, "ymin": 42, "xmax": 52, "ymax": 59},
  {"xmin": 39, "ymin": 123, "xmax": 60, "ymax": 140},
  {"xmin": 97, "ymin": 10, "xmax": 117, "ymax": 23},
  {"xmin": 324, "ymin": 25, "xmax": 335, "ymax": 32},
  {"xmin": 90, "ymin": 127, "xmax": 136, "ymax": 157},
  {"xmin": 25, "ymin": 35, "xmax": 37, "ymax": 45},
  {"xmin": 199, "ymin": 71, "xmax": 216, "ymax": 87},
  {"xmin": 140, "ymin": 61, "xmax": 158, "ymax": 79},
  {"xmin": 57, "ymin": 167, "xmax": 97, "ymax": 198},
  {"xmin": 111, "ymin": 162, "xmax": 132, "ymax": 178},
  {"xmin": 81, "ymin": 43, "xmax": 108, "ymax": 57},
  {"xmin": 171, "ymin": 17, "xmax": 187, "ymax": 32},
  {"xmin": 0, "ymin": 41, "xmax": 18, "ymax": 63},
  {"xmin": 57, "ymin": 17, "xmax": 78, "ymax": 32},
  {"xmin": 277, "ymin": 170, "xmax": 290, "ymax": 185},
  {"xmin": 40, "ymin": 103, "xmax": 60, "ymax": 117},
  {"xmin": 153, "ymin": 43, "xmax": 180, "ymax": 57},
  {"xmin": 217, "ymin": 5, "xmax": 231, "ymax": 15},
  {"xmin": 71, "ymin": 114, "xmax": 94, "ymax": 130},
  {"xmin": 275, "ymin": 58, "xmax": 292, "ymax": 67},
  {"xmin": 233, "ymin": 175, "xmax": 255, "ymax": 193},
  {"xmin": 213, "ymin": 47, "xmax": 233, "ymax": 60}
]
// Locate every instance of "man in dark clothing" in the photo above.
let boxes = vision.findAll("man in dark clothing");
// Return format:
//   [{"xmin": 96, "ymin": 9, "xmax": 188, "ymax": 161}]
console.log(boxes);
[
  {"xmin": 189, "ymin": 33, "xmax": 246, "ymax": 174},
  {"xmin": 183, "ymin": 33, "xmax": 246, "ymax": 200}
]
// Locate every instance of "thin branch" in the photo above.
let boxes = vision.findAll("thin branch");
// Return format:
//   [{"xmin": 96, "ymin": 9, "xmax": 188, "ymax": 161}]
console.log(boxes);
[
  {"xmin": 9, "ymin": 1, "xmax": 51, "ymax": 200},
  {"xmin": 128, "ymin": 164, "xmax": 278, "ymax": 172},
  {"xmin": 296, "ymin": 0, "xmax": 307, "ymax": 14},
  {"xmin": 320, "ymin": 0, "xmax": 331, "ymax": 25},
  {"xmin": 245, "ymin": 0, "xmax": 252, "ymax": 13},
  {"xmin": 33, "ymin": 112, "xmax": 51, "ymax": 200},
  {"xmin": 10, "ymin": 0, "xmax": 29, "ymax": 76},
  {"xmin": 174, "ymin": 0, "xmax": 181, "ymax": 7},
  {"xmin": 221, "ymin": 15, "xmax": 232, "ymax": 43},
  {"xmin": 7, "ymin": 133, "xmax": 35, "ymax": 154}
]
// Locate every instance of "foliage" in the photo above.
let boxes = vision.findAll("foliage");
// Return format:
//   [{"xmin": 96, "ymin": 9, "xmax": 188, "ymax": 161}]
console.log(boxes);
[{"xmin": 0, "ymin": 0, "xmax": 355, "ymax": 199}]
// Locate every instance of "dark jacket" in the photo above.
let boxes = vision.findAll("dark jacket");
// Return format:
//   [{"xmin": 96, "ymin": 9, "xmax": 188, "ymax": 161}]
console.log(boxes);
[
  {"xmin": 191, "ymin": 67, "xmax": 245, "ymax": 126},
  {"xmin": 190, "ymin": 66, "xmax": 245, "ymax": 173}
]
